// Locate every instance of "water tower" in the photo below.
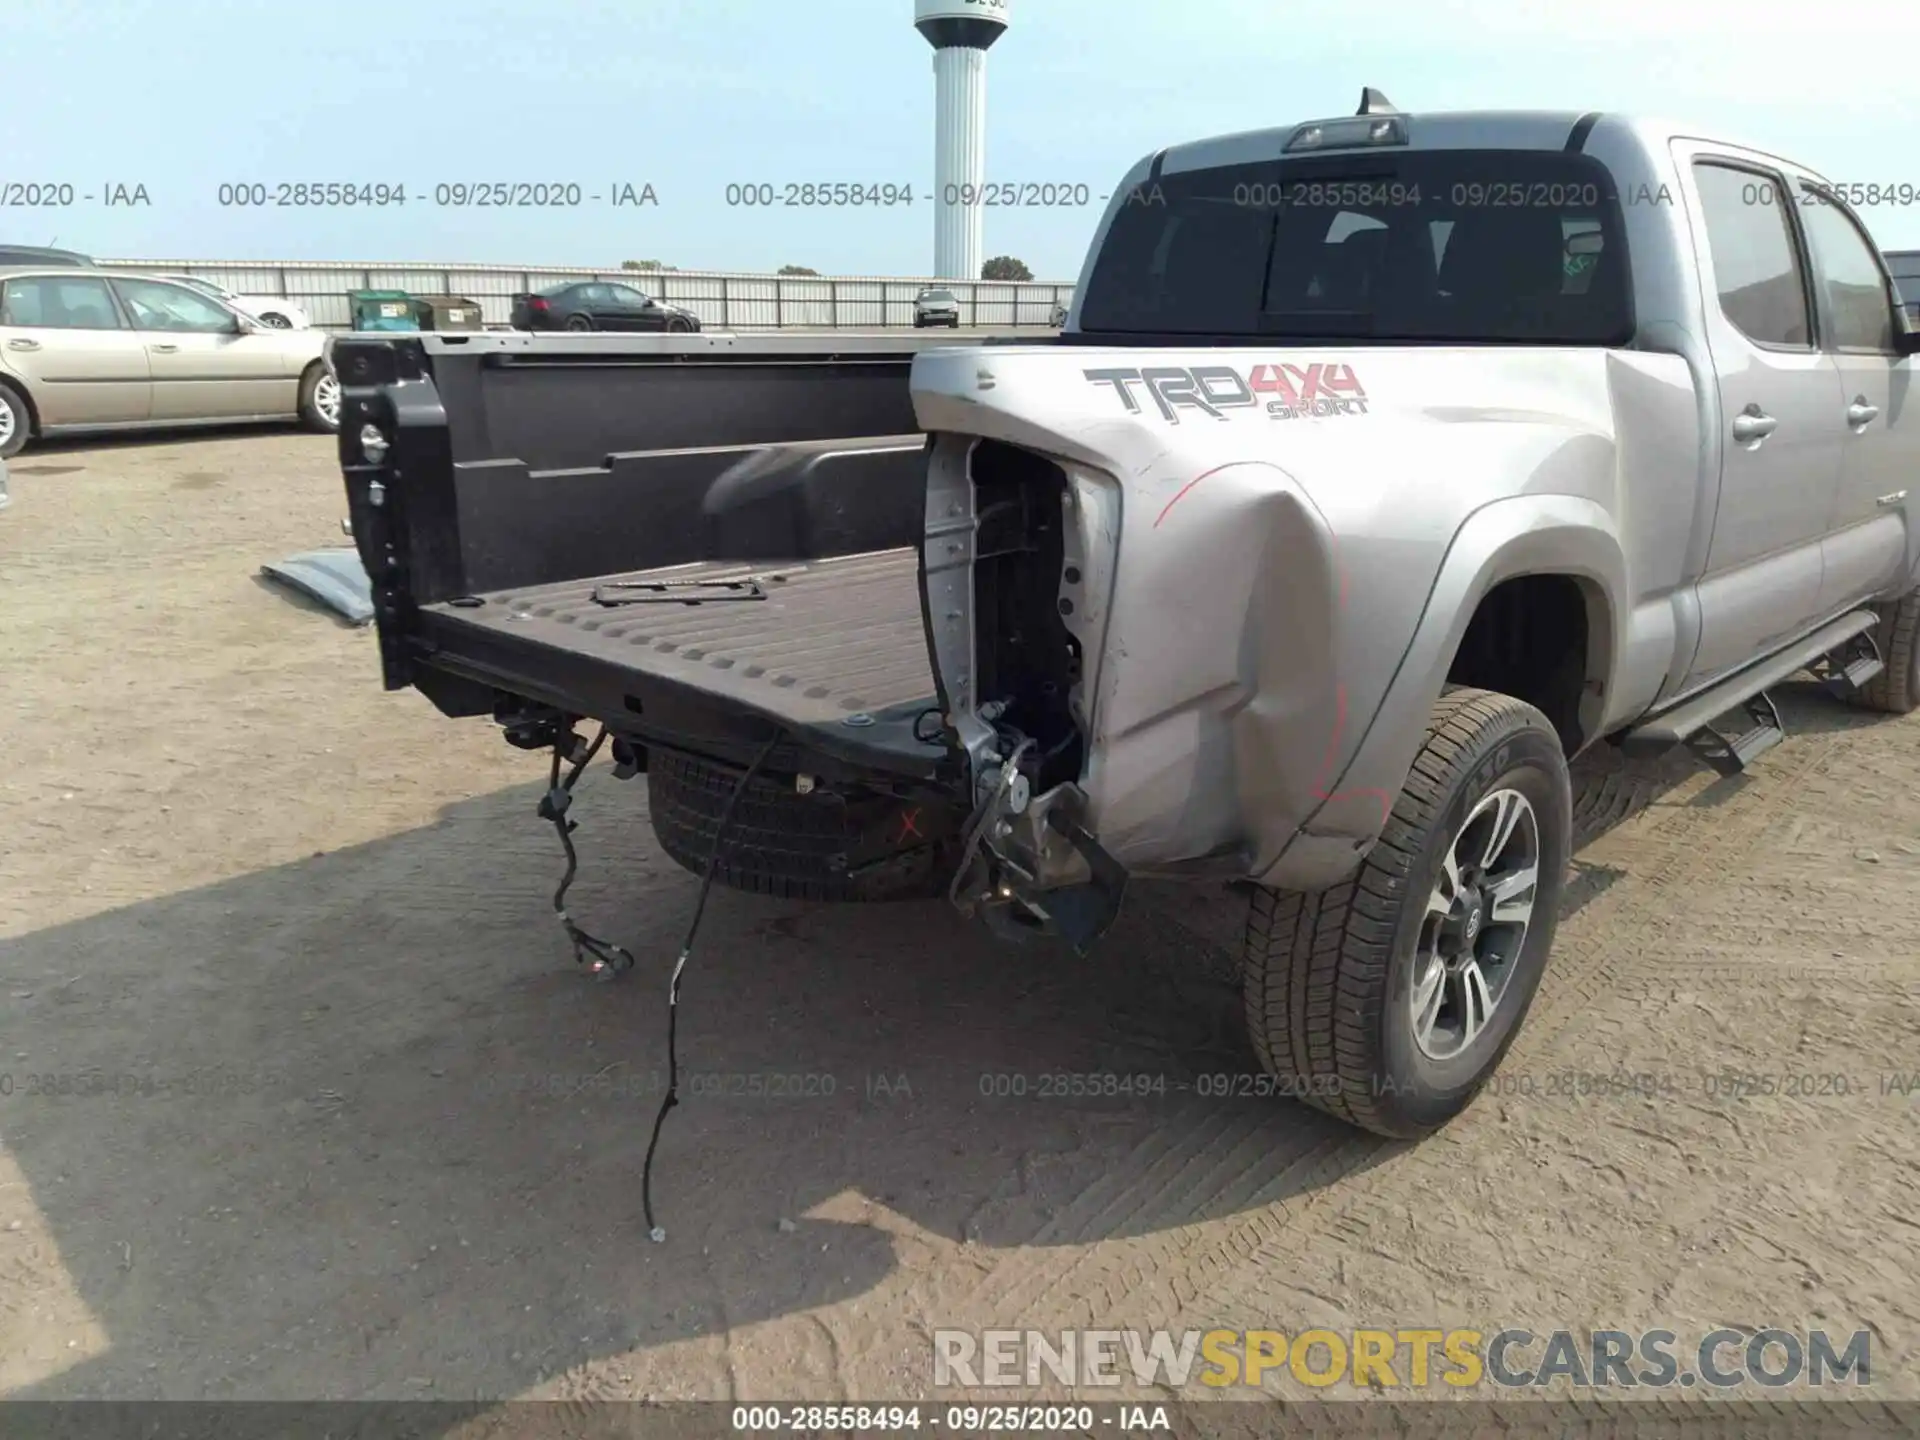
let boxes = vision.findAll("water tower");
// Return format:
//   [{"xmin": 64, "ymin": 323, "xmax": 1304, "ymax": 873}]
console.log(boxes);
[{"xmin": 913, "ymin": 0, "xmax": 1010, "ymax": 280}]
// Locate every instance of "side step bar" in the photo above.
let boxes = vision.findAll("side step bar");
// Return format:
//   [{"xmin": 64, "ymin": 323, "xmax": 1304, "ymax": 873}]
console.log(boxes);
[
  {"xmin": 1620, "ymin": 609, "xmax": 1881, "ymax": 775},
  {"xmin": 1808, "ymin": 626, "xmax": 1886, "ymax": 700}
]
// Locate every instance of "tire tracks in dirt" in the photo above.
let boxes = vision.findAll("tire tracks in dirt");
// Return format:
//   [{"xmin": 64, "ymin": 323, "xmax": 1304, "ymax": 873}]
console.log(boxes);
[{"xmin": 874, "ymin": 728, "xmax": 1881, "ymax": 1355}]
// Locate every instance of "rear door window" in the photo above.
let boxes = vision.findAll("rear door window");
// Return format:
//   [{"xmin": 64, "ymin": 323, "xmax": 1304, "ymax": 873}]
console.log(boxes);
[
  {"xmin": 1, "ymin": 275, "xmax": 124, "ymax": 328},
  {"xmin": 1691, "ymin": 163, "xmax": 1811, "ymax": 349}
]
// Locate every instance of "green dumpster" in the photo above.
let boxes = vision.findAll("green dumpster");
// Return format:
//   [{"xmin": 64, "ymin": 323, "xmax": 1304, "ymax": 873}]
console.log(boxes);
[
  {"xmin": 348, "ymin": 289, "xmax": 418, "ymax": 332},
  {"xmin": 411, "ymin": 295, "xmax": 484, "ymax": 332}
]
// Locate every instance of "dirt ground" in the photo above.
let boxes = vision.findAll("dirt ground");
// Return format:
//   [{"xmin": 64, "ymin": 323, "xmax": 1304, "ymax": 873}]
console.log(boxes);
[{"xmin": 1, "ymin": 430, "xmax": 1917, "ymax": 1412}]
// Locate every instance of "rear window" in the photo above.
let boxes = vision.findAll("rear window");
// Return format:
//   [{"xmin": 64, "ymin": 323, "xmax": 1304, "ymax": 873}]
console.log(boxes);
[{"xmin": 1078, "ymin": 148, "xmax": 1633, "ymax": 344}]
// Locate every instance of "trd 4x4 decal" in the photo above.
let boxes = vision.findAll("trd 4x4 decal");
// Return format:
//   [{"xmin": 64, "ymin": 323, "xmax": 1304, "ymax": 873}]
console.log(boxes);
[{"xmin": 1084, "ymin": 362, "xmax": 1368, "ymax": 423}]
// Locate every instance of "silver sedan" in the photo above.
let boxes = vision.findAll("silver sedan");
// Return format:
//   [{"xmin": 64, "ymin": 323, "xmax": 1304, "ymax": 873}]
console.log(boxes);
[{"xmin": 0, "ymin": 267, "xmax": 338, "ymax": 457}]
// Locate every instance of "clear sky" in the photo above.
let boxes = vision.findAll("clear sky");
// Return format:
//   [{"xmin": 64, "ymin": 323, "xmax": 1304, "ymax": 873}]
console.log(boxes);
[{"xmin": 9, "ymin": 0, "xmax": 1920, "ymax": 279}]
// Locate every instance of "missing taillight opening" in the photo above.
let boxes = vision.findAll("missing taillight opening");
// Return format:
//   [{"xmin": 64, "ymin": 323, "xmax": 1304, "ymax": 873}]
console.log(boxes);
[{"xmin": 968, "ymin": 440, "xmax": 1085, "ymax": 793}]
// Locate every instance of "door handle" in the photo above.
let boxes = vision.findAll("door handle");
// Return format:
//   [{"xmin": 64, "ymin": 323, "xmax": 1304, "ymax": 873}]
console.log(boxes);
[
  {"xmin": 5, "ymin": 338, "xmax": 40, "ymax": 351},
  {"xmin": 1731, "ymin": 407, "xmax": 1777, "ymax": 442},
  {"xmin": 150, "ymin": 343, "xmax": 179, "ymax": 353},
  {"xmin": 1847, "ymin": 399, "xmax": 1880, "ymax": 426},
  {"xmin": 1877, "ymin": 491, "xmax": 1908, "ymax": 507}
]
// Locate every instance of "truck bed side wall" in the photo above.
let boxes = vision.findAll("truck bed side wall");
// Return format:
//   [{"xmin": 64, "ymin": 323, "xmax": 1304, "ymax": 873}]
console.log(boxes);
[
  {"xmin": 341, "ymin": 341, "xmax": 930, "ymax": 601},
  {"xmin": 335, "ymin": 338, "xmax": 935, "ymax": 690}
]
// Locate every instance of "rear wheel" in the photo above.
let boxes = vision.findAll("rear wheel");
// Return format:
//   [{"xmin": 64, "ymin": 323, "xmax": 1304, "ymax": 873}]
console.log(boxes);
[
  {"xmin": 647, "ymin": 749, "xmax": 950, "ymax": 903},
  {"xmin": 259, "ymin": 312, "xmax": 293, "ymax": 329},
  {"xmin": 1242, "ymin": 688, "xmax": 1571, "ymax": 1139},
  {"xmin": 0, "ymin": 380, "xmax": 30, "ymax": 458},
  {"xmin": 565, "ymin": 313, "xmax": 594, "ymax": 331},
  {"xmin": 298, "ymin": 363, "xmax": 340, "ymax": 433},
  {"xmin": 1854, "ymin": 589, "xmax": 1920, "ymax": 715}
]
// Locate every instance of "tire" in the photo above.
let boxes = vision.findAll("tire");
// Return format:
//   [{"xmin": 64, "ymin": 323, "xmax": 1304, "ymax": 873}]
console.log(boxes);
[
  {"xmin": 565, "ymin": 314, "xmax": 594, "ymax": 332},
  {"xmin": 0, "ymin": 380, "xmax": 30, "ymax": 458},
  {"xmin": 259, "ymin": 312, "xmax": 293, "ymax": 329},
  {"xmin": 1242, "ymin": 688, "xmax": 1572, "ymax": 1139},
  {"xmin": 1854, "ymin": 589, "xmax": 1920, "ymax": 715},
  {"xmin": 297, "ymin": 362, "xmax": 340, "ymax": 434},
  {"xmin": 646, "ymin": 748, "xmax": 950, "ymax": 903},
  {"xmin": 665, "ymin": 317, "xmax": 692, "ymax": 334}
]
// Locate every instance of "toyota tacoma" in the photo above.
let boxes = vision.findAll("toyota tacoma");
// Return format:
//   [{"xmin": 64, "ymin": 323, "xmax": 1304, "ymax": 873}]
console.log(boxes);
[{"xmin": 332, "ymin": 95, "xmax": 1920, "ymax": 1138}]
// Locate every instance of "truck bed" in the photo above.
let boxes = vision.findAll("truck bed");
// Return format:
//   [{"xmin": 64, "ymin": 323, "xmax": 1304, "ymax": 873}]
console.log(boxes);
[
  {"xmin": 334, "ymin": 331, "xmax": 985, "ymax": 780},
  {"xmin": 413, "ymin": 548, "xmax": 941, "ymax": 768}
]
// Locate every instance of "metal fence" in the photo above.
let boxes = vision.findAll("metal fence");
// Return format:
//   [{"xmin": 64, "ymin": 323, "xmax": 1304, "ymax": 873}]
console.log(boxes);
[{"xmin": 99, "ymin": 259, "xmax": 1076, "ymax": 331}]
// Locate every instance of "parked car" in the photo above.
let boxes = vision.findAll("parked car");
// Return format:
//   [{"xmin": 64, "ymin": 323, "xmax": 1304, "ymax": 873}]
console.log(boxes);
[
  {"xmin": 510, "ymin": 281, "xmax": 700, "ymax": 332},
  {"xmin": 0, "ymin": 267, "xmax": 338, "ymax": 457},
  {"xmin": 159, "ymin": 274, "xmax": 310, "ymax": 330},
  {"xmin": 335, "ymin": 99, "xmax": 1920, "ymax": 1144},
  {"xmin": 0, "ymin": 245, "xmax": 95, "ymax": 268},
  {"xmin": 913, "ymin": 287, "xmax": 961, "ymax": 328}
]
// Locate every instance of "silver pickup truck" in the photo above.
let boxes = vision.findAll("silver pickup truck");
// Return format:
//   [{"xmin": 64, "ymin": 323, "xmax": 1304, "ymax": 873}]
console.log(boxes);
[{"xmin": 334, "ymin": 95, "xmax": 1920, "ymax": 1142}]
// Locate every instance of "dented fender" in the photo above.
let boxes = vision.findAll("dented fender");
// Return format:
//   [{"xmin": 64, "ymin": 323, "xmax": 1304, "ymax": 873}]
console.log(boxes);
[
  {"xmin": 1259, "ymin": 495, "xmax": 1627, "ymax": 891},
  {"xmin": 1076, "ymin": 459, "xmax": 1347, "ymax": 877},
  {"xmin": 911, "ymin": 342, "xmax": 1630, "ymax": 912}
]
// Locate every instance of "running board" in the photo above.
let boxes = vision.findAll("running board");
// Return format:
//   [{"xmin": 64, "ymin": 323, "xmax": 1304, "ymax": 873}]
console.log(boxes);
[
  {"xmin": 1620, "ymin": 609, "xmax": 1880, "ymax": 771},
  {"xmin": 1682, "ymin": 692, "xmax": 1784, "ymax": 776},
  {"xmin": 1808, "ymin": 627, "xmax": 1885, "ymax": 700}
]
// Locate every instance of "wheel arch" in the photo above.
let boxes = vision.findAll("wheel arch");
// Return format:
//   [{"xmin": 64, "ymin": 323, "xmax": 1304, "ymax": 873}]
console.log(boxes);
[
  {"xmin": 1262, "ymin": 495, "xmax": 1625, "ymax": 889},
  {"xmin": 0, "ymin": 372, "xmax": 41, "ymax": 439}
]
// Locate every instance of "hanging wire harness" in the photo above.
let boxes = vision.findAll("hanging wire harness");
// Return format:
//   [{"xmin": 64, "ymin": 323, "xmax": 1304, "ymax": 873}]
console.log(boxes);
[
  {"xmin": 639, "ymin": 727, "xmax": 785, "ymax": 1241},
  {"xmin": 536, "ymin": 718, "xmax": 785, "ymax": 1243},
  {"xmin": 539, "ymin": 726, "xmax": 638, "ymax": 976}
]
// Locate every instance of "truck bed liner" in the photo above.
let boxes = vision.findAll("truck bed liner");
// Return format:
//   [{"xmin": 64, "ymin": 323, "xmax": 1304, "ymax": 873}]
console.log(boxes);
[{"xmin": 416, "ymin": 547, "xmax": 936, "ymax": 727}]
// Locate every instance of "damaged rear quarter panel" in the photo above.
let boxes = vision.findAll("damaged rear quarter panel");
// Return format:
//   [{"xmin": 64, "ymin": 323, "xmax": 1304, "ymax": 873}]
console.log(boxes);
[{"xmin": 911, "ymin": 344, "xmax": 1623, "ymax": 880}]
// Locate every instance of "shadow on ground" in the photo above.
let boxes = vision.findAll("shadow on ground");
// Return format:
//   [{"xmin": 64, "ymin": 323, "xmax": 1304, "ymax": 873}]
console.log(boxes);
[
  {"xmin": 0, "ymin": 769, "xmax": 1378, "ymax": 1403},
  {"xmin": 0, "ymin": 710, "xmax": 1842, "ymax": 1404}
]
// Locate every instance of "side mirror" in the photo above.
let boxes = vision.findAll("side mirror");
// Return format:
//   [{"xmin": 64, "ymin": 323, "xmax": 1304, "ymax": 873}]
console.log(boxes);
[{"xmin": 1895, "ymin": 302, "xmax": 1920, "ymax": 356}]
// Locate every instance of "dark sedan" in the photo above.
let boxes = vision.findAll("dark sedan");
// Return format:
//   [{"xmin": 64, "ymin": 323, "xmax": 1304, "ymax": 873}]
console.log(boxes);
[
  {"xmin": 0, "ymin": 245, "xmax": 95, "ymax": 268},
  {"xmin": 510, "ymin": 281, "xmax": 701, "ymax": 332}
]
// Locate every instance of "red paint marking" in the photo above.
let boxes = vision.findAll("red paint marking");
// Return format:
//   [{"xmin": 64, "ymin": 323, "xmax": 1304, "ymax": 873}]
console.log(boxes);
[
  {"xmin": 1144, "ymin": 458, "xmax": 1389, "ymax": 828},
  {"xmin": 895, "ymin": 808, "xmax": 924, "ymax": 845},
  {"xmin": 1307, "ymin": 682, "xmax": 1395, "ymax": 831},
  {"xmin": 1153, "ymin": 462, "xmax": 1239, "ymax": 529}
]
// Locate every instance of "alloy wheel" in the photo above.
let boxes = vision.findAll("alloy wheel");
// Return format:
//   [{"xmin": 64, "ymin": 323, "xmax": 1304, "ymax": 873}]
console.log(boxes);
[{"xmin": 1410, "ymin": 787, "xmax": 1540, "ymax": 1060}]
